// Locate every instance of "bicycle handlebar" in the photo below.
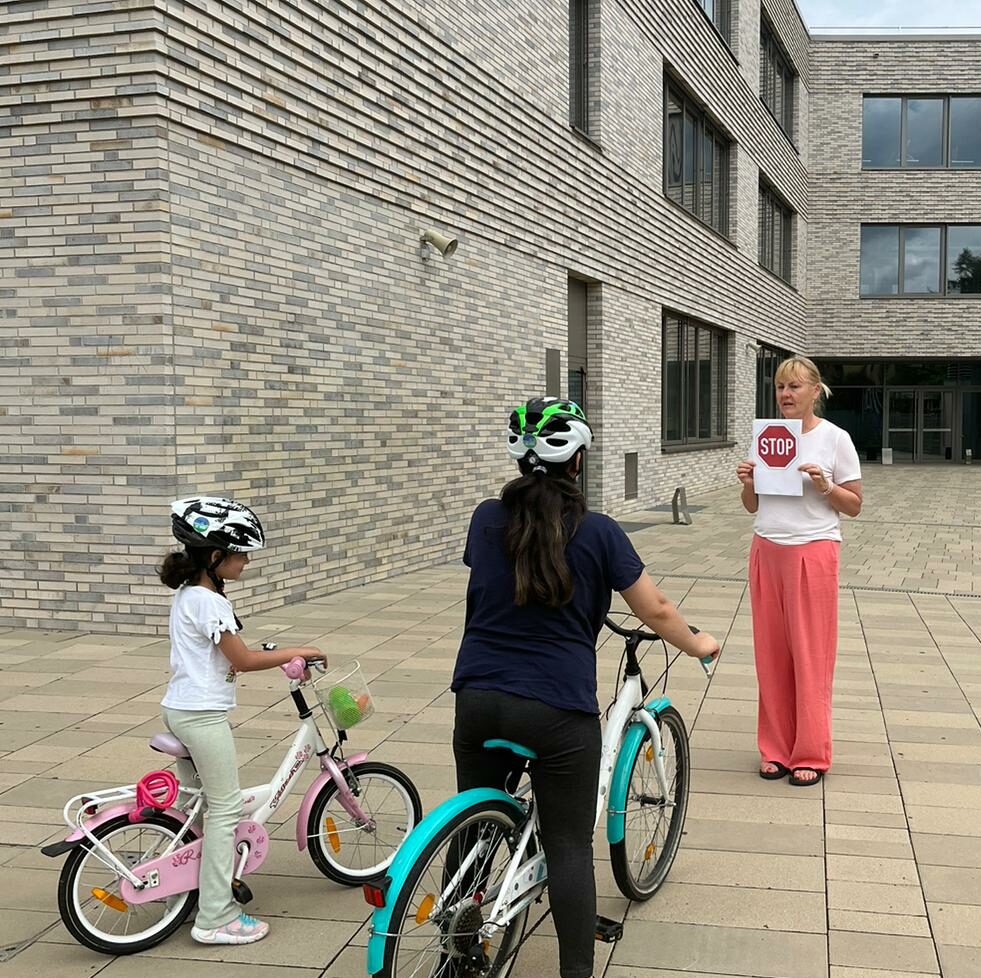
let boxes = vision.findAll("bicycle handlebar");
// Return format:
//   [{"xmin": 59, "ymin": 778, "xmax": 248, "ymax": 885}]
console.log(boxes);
[{"xmin": 603, "ymin": 617, "xmax": 700, "ymax": 643}]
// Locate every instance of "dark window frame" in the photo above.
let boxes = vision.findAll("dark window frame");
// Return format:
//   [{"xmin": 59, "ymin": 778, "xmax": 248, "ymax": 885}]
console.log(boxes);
[
  {"xmin": 859, "ymin": 223, "xmax": 981, "ymax": 298},
  {"xmin": 569, "ymin": 0, "xmax": 590, "ymax": 134},
  {"xmin": 661, "ymin": 312, "xmax": 730, "ymax": 448},
  {"xmin": 693, "ymin": 0, "xmax": 731, "ymax": 45},
  {"xmin": 760, "ymin": 16, "xmax": 796, "ymax": 138},
  {"xmin": 758, "ymin": 181, "xmax": 794, "ymax": 284},
  {"xmin": 663, "ymin": 78, "xmax": 732, "ymax": 237},
  {"xmin": 756, "ymin": 344, "xmax": 793, "ymax": 418},
  {"xmin": 862, "ymin": 94, "xmax": 981, "ymax": 170}
]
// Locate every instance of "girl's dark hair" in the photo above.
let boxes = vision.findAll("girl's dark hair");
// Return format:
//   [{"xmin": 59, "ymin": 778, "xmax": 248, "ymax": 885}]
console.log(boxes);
[
  {"xmin": 158, "ymin": 547, "xmax": 219, "ymax": 590},
  {"xmin": 501, "ymin": 453, "xmax": 587, "ymax": 608}
]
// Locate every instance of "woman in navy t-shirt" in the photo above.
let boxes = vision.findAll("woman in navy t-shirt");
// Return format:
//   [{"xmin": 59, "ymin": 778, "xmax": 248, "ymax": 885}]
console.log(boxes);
[{"xmin": 452, "ymin": 397, "xmax": 719, "ymax": 978}]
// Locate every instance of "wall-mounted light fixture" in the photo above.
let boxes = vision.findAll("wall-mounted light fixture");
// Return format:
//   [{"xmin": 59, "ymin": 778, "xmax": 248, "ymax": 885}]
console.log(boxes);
[{"xmin": 420, "ymin": 229, "xmax": 458, "ymax": 261}]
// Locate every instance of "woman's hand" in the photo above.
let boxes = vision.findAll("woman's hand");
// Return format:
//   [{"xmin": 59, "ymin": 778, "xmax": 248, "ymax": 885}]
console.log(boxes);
[
  {"xmin": 798, "ymin": 464, "xmax": 831, "ymax": 494},
  {"xmin": 736, "ymin": 461, "xmax": 756, "ymax": 488}
]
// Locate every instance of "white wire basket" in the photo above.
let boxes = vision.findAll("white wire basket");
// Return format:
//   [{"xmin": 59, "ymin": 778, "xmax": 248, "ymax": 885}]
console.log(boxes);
[{"xmin": 313, "ymin": 661, "xmax": 375, "ymax": 730}]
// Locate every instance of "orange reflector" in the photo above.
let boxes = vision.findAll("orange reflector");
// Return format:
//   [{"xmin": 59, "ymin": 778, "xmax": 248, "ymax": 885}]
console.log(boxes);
[
  {"xmin": 645, "ymin": 745, "xmax": 653, "ymax": 762},
  {"xmin": 644, "ymin": 843, "xmax": 655, "ymax": 862},
  {"xmin": 92, "ymin": 887, "xmax": 128, "ymax": 912},
  {"xmin": 325, "ymin": 817, "xmax": 341, "ymax": 853},
  {"xmin": 415, "ymin": 893, "xmax": 435, "ymax": 924}
]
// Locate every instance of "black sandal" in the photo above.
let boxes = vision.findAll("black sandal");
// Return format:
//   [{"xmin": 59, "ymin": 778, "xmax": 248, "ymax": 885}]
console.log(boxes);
[
  {"xmin": 789, "ymin": 768, "xmax": 824, "ymax": 787},
  {"xmin": 759, "ymin": 761, "xmax": 789, "ymax": 781}
]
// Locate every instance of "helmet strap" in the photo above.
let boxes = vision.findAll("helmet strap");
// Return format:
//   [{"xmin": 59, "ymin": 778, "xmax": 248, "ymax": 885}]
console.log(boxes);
[{"xmin": 205, "ymin": 550, "xmax": 244, "ymax": 630}]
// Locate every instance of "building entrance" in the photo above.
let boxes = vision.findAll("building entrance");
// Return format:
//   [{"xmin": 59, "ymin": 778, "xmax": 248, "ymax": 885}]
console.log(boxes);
[{"xmin": 885, "ymin": 389, "xmax": 954, "ymax": 462}]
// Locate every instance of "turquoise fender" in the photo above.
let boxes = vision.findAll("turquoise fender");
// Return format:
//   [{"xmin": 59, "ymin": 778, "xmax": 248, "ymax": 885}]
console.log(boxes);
[
  {"xmin": 367, "ymin": 787, "xmax": 525, "ymax": 975},
  {"xmin": 606, "ymin": 696, "xmax": 671, "ymax": 845}
]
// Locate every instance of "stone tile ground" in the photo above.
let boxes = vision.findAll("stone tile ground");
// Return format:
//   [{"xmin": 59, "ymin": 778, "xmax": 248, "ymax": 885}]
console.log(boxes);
[{"xmin": 1, "ymin": 467, "xmax": 980, "ymax": 977}]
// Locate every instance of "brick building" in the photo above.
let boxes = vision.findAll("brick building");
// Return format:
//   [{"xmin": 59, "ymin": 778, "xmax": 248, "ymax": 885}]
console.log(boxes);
[{"xmin": 1, "ymin": 1, "xmax": 979, "ymax": 631}]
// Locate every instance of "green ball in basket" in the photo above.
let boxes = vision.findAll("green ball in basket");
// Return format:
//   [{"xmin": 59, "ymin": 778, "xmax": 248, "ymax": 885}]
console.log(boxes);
[{"xmin": 328, "ymin": 685, "xmax": 363, "ymax": 729}]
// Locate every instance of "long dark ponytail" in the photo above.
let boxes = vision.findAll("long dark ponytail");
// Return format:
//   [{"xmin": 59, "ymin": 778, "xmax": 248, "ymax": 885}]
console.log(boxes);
[
  {"xmin": 501, "ymin": 453, "xmax": 587, "ymax": 608},
  {"xmin": 158, "ymin": 547, "xmax": 220, "ymax": 590}
]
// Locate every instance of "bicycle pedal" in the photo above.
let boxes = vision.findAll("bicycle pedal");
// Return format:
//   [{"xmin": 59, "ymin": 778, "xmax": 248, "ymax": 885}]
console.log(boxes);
[
  {"xmin": 594, "ymin": 915, "xmax": 623, "ymax": 943},
  {"xmin": 594, "ymin": 914, "xmax": 623, "ymax": 943},
  {"xmin": 231, "ymin": 878, "xmax": 253, "ymax": 904}
]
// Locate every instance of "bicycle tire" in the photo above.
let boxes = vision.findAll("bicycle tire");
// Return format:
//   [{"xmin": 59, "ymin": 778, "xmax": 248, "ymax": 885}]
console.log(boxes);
[
  {"xmin": 609, "ymin": 705, "xmax": 690, "ymax": 901},
  {"xmin": 377, "ymin": 798, "xmax": 533, "ymax": 978},
  {"xmin": 307, "ymin": 761, "xmax": 423, "ymax": 885},
  {"xmin": 57, "ymin": 812, "xmax": 198, "ymax": 955}
]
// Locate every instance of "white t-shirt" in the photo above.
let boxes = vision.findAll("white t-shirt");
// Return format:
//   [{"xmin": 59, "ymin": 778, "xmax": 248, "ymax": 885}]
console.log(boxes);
[
  {"xmin": 754, "ymin": 419, "xmax": 862, "ymax": 546},
  {"xmin": 161, "ymin": 585, "xmax": 240, "ymax": 711}
]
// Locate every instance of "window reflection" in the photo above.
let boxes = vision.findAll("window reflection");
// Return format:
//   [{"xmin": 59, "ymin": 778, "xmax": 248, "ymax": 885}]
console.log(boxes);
[
  {"xmin": 905, "ymin": 98, "xmax": 944, "ymax": 166},
  {"xmin": 948, "ymin": 226, "xmax": 981, "ymax": 295},
  {"xmin": 950, "ymin": 98, "xmax": 981, "ymax": 168},
  {"xmin": 862, "ymin": 97, "xmax": 901, "ymax": 166},
  {"xmin": 902, "ymin": 226, "xmax": 941, "ymax": 294},
  {"xmin": 860, "ymin": 226, "xmax": 899, "ymax": 295}
]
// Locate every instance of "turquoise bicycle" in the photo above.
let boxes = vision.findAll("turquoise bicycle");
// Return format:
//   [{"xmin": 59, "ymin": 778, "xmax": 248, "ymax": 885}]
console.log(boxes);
[{"xmin": 363, "ymin": 617, "xmax": 705, "ymax": 978}]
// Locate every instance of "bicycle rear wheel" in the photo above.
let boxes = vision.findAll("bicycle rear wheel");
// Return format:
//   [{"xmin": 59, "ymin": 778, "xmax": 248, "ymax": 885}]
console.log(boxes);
[
  {"xmin": 610, "ymin": 705, "xmax": 690, "ymax": 900},
  {"xmin": 378, "ymin": 799, "xmax": 533, "ymax": 978}
]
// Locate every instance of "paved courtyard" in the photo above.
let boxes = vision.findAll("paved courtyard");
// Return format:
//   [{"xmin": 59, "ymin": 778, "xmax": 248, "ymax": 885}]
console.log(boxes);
[{"xmin": 2, "ymin": 466, "xmax": 981, "ymax": 978}]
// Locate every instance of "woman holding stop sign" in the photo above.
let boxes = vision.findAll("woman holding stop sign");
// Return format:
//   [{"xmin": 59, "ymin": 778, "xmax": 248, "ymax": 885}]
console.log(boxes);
[{"xmin": 736, "ymin": 357, "xmax": 863, "ymax": 786}]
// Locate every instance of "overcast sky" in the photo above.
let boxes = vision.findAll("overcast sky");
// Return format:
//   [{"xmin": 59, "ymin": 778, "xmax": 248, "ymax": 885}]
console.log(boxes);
[{"xmin": 797, "ymin": 0, "xmax": 981, "ymax": 27}]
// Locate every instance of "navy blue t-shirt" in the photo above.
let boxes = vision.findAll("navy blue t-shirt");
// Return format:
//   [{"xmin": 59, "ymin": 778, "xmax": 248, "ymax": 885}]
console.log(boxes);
[{"xmin": 451, "ymin": 499, "xmax": 646, "ymax": 715}]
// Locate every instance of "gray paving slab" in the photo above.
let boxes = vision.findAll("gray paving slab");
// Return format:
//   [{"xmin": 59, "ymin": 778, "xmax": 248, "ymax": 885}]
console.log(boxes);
[{"xmin": 2, "ymin": 467, "xmax": 980, "ymax": 976}]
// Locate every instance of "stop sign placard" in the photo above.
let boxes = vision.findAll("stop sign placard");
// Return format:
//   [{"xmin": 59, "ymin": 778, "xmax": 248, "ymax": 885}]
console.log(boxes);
[{"xmin": 757, "ymin": 422, "xmax": 798, "ymax": 469}]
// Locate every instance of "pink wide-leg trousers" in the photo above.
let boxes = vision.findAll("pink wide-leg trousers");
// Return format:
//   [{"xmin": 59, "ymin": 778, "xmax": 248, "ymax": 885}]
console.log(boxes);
[{"xmin": 749, "ymin": 534, "xmax": 840, "ymax": 772}]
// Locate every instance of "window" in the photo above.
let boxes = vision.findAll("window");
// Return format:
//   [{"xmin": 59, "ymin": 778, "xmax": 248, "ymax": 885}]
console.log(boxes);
[
  {"xmin": 863, "ymin": 95, "xmax": 981, "ymax": 168},
  {"xmin": 759, "ymin": 182, "xmax": 793, "ymax": 283},
  {"xmin": 757, "ymin": 344, "xmax": 793, "ymax": 418},
  {"xmin": 662, "ymin": 313, "xmax": 729, "ymax": 446},
  {"xmin": 665, "ymin": 81, "xmax": 730, "ymax": 235},
  {"xmin": 760, "ymin": 18, "xmax": 795, "ymax": 136},
  {"xmin": 569, "ymin": 0, "xmax": 592, "ymax": 133},
  {"xmin": 694, "ymin": 0, "xmax": 730, "ymax": 43},
  {"xmin": 860, "ymin": 225, "xmax": 981, "ymax": 297}
]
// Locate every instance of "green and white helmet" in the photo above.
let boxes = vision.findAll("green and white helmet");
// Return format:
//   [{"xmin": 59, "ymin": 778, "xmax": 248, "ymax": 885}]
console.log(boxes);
[{"xmin": 507, "ymin": 397, "xmax": 593, "ymax": 464}]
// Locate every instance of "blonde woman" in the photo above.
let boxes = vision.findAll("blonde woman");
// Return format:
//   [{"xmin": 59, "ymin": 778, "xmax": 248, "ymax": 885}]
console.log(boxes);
[{"xmin": 736, "ymin": 357, "xmax": 862, "ymax": 786}]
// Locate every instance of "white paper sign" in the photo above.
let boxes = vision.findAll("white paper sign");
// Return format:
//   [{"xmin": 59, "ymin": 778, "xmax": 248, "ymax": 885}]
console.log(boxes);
[{"xmin": 752, "ymin": 419, "xmax": 803, "ymax": 496}]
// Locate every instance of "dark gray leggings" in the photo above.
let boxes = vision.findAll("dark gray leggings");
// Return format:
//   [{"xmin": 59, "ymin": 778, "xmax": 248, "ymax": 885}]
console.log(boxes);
[{"xmin": 453, "ymin": 687, "xmax": 602, "ymax": 978}]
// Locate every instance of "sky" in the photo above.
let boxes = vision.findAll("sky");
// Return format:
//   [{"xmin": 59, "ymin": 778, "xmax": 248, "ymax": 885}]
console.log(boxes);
[{"xmin": 797, "ymin": 0, "xmax": 981, "ymax": 28}]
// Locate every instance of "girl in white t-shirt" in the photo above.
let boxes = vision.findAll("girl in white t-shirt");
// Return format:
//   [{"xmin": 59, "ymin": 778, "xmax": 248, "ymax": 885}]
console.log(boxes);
[
  {"xmin": 159, "ymin": 496, "xmax": 324, "ymax": 946},
  {"xmin": 736, "ymin": 357, "xmax": 863, "ymax": 787}
]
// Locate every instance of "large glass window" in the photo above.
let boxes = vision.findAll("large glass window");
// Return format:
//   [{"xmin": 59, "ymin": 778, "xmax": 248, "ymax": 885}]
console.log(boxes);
[
  {"xmin": 950, "ymin": 97, "xmax": 981, "ymax": 168},
  {"xmin": 861, "ymin": 225, "xmax": 981, "ymax": 297},
  {"xmin": 695, "ymin": 0, "xmax": 730, "ymax": 43},
  {"xmin": 862, "ymin": 97, "xmax": 901, "ymax": 166},
  {"xmin": 759, "ymin": 182, "xmax": 793, "ymax": 283},
  {"xmin": 948, "ymin": 226, "xmax": 981, "ymax": 295},
  {"xmin": 760, "ymin": 18, "xmax": 795, "ymax": 136},
  {"xmin": 665, "ymin": 81, "xmax": 730, "ymax": 235},
  {"xmin": 863, "ymin": 95, "xmax": 981, "ymax": 168},
  {"xmin": 756, "ymin": 344, "xmax": 793, "ymax": 418},
  {"xmin": 662, "ymin": 313, "xmax": 729, "ymax": 447}
]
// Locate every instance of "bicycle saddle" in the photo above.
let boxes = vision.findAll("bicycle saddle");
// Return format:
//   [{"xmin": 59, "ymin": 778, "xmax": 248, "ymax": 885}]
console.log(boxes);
[{"xmin": 149, "ymin": 732, "xmax": 191, "ymax": 759}]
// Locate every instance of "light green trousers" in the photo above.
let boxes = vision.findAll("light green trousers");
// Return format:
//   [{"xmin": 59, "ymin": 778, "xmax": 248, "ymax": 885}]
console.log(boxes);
[{"xmin": 160, "ymin": 707, "xmax": 242, "ymax": 929}]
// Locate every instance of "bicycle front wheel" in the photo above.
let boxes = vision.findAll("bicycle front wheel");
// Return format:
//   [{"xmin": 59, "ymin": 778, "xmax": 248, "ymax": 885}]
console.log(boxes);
[
  {"xmin": 57, "ymin": 812, "xmax": 198, "ymax": 954},
  {"xmin": 379, "ymin": 799, "xmax": 532, "ymax": 978},
  {"xmin": 307, "ymin": 761, "xmax": 423, "ymax": 885},
  {"xmin": 610, "ymin": 705, "xmax": 690, "ymax": 900}
]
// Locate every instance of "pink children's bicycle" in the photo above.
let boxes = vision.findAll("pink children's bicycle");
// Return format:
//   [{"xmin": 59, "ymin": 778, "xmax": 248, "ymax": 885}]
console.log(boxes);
[{"xmin": 41, "ymin": 650, "xmax": 422, "ymax": 955}]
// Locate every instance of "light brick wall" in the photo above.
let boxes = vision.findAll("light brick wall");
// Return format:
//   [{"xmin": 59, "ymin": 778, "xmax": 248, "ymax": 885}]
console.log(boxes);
[
  {"xmin": 4, "ymin": 0, "xmax": 808, "ymax": 632},
  {"xmin": 808, "ymin": 39, "xmax": 981, "ymax": 357}
]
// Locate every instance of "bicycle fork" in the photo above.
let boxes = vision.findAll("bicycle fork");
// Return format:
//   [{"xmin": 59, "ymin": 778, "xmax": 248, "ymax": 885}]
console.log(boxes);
[{"xmin": 635, "ymin": 709, "xmax": 674, "ymax": 808}]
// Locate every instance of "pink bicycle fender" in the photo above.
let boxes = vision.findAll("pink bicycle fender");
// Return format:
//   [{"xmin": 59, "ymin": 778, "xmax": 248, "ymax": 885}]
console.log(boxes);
[
  {"xmin": 295, "ymin": 752, "xmax": 369, "ymax": 851},
  {"xmin": 120, "ymin": 820, "xmax": 269, "ymax": 905},
  {"xmin": 65, "ymin": 803, "xmax": 191, "ymax": 843}
]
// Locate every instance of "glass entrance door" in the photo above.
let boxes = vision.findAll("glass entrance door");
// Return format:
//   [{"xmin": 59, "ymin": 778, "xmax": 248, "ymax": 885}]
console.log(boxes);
[{"xmin": 885, "ymin": 389, "xmax": 954, "ymax": 462}]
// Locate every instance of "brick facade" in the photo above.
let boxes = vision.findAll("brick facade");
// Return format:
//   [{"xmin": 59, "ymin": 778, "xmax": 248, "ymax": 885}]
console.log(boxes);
[{"xmin": 4, "ymin": 2, "xmax": 972, "ymax": 632}]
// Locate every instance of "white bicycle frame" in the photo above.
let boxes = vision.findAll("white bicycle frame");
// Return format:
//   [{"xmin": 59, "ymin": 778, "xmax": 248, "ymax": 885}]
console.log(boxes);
[
  {"xmin": 433, "ymin": 669, "xmax": 670, "ymax": 939},
  {"xmin": 59, "ymin": 697, "xmax": 332, "ymax": 890}
]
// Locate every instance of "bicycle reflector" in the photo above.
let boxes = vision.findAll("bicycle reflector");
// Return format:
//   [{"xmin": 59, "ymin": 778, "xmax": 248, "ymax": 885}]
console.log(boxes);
[{"xmin": 363, "ymin": 876, "xmax": 391, "ymax": 909}]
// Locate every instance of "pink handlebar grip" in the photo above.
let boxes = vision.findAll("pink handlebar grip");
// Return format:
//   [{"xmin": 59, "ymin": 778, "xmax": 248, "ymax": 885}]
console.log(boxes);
[{"xmin": 281, "ymin": 656, "xmax": 307, "ymax": 680}]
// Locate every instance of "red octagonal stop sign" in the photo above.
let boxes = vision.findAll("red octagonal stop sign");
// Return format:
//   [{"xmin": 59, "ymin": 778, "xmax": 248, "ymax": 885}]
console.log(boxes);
[{"xmin": 757, "ymin": 422, "xmax": 798, "ymax": 469}]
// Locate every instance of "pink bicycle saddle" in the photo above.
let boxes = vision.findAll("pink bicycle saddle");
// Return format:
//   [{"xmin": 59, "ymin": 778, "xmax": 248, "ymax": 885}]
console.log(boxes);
[{"xmin": 149, "ymin": 733, "xmax": 191, "ymax": 759}]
